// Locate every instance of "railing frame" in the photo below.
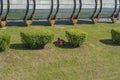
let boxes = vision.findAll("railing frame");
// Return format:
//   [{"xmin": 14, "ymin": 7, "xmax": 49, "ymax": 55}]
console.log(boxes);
[{"xmin": 0, "ymin": 0, "xmax": 120, "ymax": 27}]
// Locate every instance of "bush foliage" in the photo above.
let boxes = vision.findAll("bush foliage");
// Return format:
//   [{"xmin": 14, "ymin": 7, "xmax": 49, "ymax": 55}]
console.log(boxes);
[
  {"xmin": 20, "ymin": 28, "xmax": 54, "ymax": 49},
  {"xmin": 111, "ymin": 29, "xmax": 120, "ymax": 44},
  {"xmin": 0, "ymin": 31, "xmax": 11, "ymax": 51},
  {"xmin": 65, "ymin": 29, "xmax": 87, "ymax": 47}
]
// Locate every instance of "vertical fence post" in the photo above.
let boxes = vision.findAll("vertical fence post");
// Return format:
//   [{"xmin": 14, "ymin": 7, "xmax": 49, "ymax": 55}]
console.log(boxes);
[
  {"xmin": 24, "ymin": 0, "xmax": 35, "ymax": 26},
  {"xmin": 92, "ymin": 0, "xmax": 101, "ymax": 23},
  {"xmin": 48, "ymin": 0, "xmax": 55, "ymax": 26},
  {"xmin": 91, "ymin": 0, "xmax": 98, "ymax": 23},
  {"xmin": 24, "ymin": 0, "xmax": 30, "ymax": 26},
  {"xmin": 71, "ymin": 0, "xmax": 78, "ymax": 25},
  {"xmin": 72, "ymin": 0, "xmax": 82, "ymax": 25},
  {"xmin": 0, "ymin": 0, "xmax": 3, "ymax": 27},
  {"xmin": 111, "ymin": 0, "xmax": 118, "ymax": 23},
  {"xmin": 0, "ymin": 0, "xmax": 9, "ymax": 27}
]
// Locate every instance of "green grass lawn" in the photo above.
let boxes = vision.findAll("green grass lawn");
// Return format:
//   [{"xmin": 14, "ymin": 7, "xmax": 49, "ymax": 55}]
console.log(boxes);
[{"xmin": 0, "ymin": 23, "xmax": 120, "ymax": 80}]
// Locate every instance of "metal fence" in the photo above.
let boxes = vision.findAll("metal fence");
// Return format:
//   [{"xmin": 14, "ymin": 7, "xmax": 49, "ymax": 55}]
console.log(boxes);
[{"xmin": 0, "ymin": 0, "xmax": 120, "ymax": 26}]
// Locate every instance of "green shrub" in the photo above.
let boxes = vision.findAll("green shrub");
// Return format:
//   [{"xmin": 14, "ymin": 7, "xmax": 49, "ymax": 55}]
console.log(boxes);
[
  {"xmin": 0, "ymin": 31, "xmax": 11, "ymax": 51},
  {"xmin": 111, "ymin": 29, "xmax": 120, "ymax": 44},
  {"xmin": 20, "ymin": 28, "xmax": 54, "ymax": 49},
  {"xmin": 65, "ymin": 29, "xmax": 87, "ymax": 47}
]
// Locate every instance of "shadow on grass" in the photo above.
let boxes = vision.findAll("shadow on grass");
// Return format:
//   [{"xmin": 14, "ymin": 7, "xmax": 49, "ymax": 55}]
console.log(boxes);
[
  {"xmin": 100, "ymin": 39, "xmax": 120, "ymax": 46},
  {"xmin": 10, "ymin": 43, "xmax": 28, "ymax": 50},
  {"xmin": 10, "ymin": 43, "xmax": 44, "ymax": 50},
  {"xmin": 0, "ymin": 50, "xmax": 5, "ymax": 53},
  {"xmin": 53, "ymin": 41, "xmax": 79, "ymax": 49}
]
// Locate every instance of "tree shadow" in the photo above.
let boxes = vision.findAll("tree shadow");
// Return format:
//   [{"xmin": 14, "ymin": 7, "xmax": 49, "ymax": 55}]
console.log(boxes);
[
  {"xmin": 100, "ymin": 39, "xmax": 120, "ymax": 46},
  {"xmin": 53, "ymin": 41, "xmax": 80, "ymax": 49},
  {"xmin": 10, "ymin": 43, "xmax": 28, "ymax": 50},
  {"xmin": 10, "ymin": 43, "xmax": 44, "ymax": 50},
  {"xmin": 0, "ymin": 50, "xmax": 5, "ymax": 53}
]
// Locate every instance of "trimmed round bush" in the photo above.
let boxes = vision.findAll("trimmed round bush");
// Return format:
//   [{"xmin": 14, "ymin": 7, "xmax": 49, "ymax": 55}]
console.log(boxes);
[
  {"xmin": 0, "ymin": 31, "xmax": 11, "ymax": 51},
  {"xmin": 111, "ymin": 29, "xmax": 120, "ymax": 44},
  {"xmin": 65, "ymin": 29, "xmax": 87, "ymax": 47},
  {"xmin": 20, "ymin": 28, "xmax": 54, "ymax": 49}
]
